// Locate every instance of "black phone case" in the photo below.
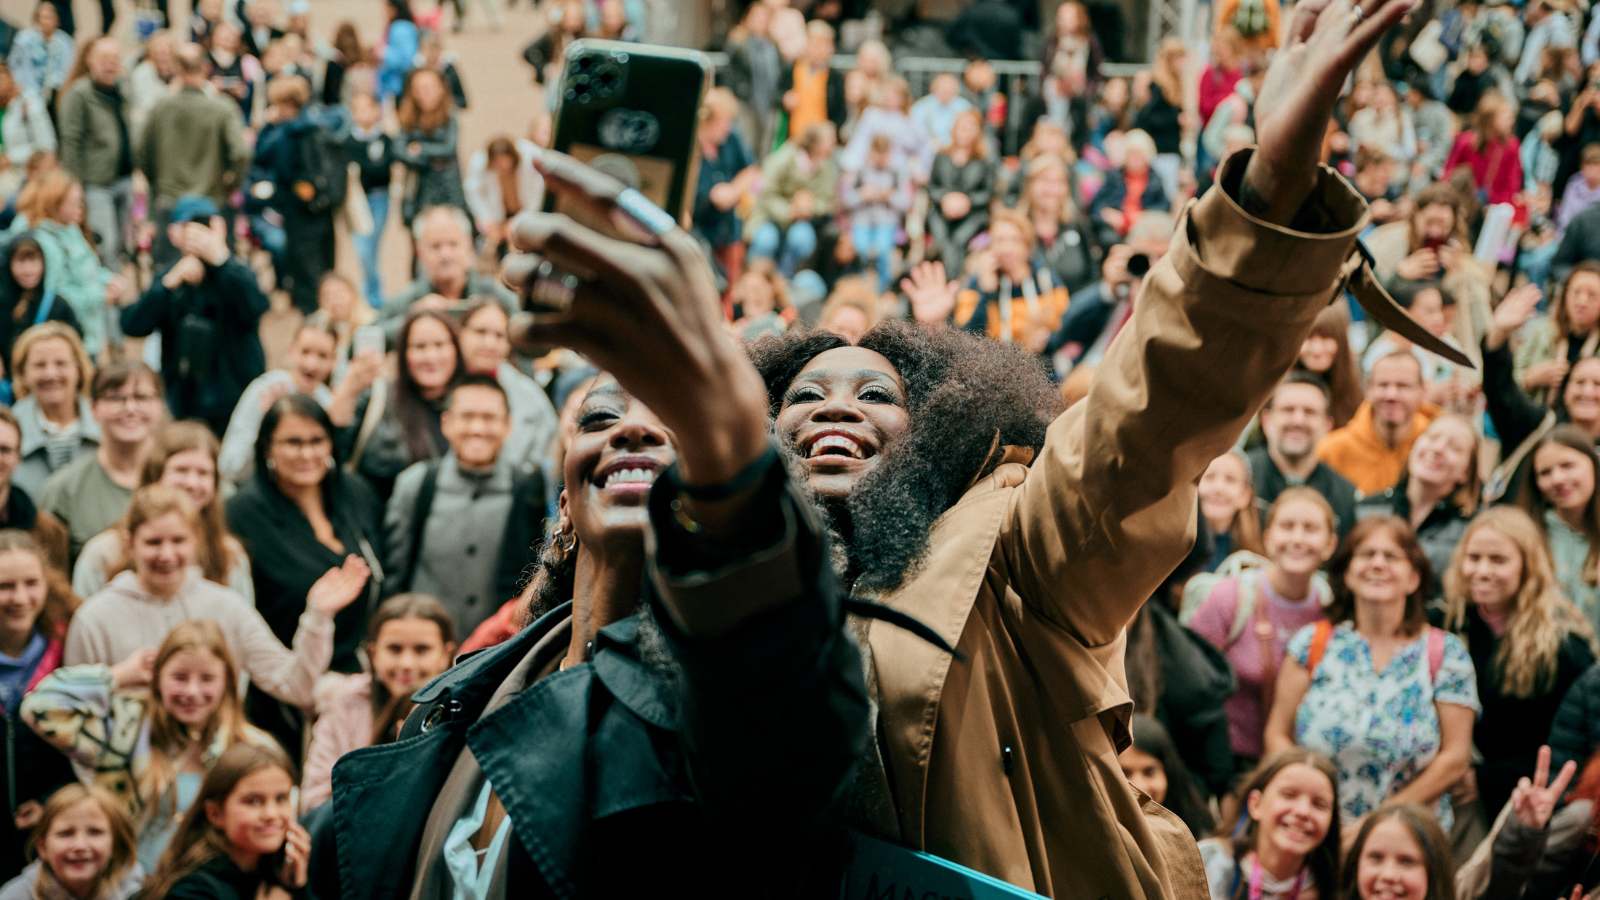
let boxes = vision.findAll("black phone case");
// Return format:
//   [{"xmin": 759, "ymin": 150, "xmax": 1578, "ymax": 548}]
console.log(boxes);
[{"xmin": 546, "ymin": 40, "xmax": 713, "ymax": 224}]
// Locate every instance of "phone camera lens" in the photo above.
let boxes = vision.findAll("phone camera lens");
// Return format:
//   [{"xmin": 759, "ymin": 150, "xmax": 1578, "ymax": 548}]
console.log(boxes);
[{"xmin": 573, "ymin": 54, "xmax": 596, "ymax": 71}]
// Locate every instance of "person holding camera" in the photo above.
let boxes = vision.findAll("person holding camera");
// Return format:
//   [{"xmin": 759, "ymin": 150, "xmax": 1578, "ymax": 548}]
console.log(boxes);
[
  {"xmin": 1044, "ymin": 209, "xmax": 1176, "ymax": 373},
  {"xmin": 116, "ymin": 195, "xmax": 268, "ymax": 438}
]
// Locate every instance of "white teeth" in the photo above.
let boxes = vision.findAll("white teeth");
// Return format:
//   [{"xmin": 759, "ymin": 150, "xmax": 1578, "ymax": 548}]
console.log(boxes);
[
  {"xmin": 603, "ymin": 467, "xmax": 656, "ymax": 487},
  {"xmin": 809, "ymin": 434, "xmax": 864, "ymax": 459}
]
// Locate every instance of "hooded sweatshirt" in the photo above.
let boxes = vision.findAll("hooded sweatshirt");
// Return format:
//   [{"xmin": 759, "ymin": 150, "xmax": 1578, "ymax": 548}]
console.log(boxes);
[
  {"xmin": 62, "ymin": 569, "xmax": 332, "ymax": 708},
  {"xmin": 1316, "ymin": 400, "xmax": 1441, "ymax": 496}
]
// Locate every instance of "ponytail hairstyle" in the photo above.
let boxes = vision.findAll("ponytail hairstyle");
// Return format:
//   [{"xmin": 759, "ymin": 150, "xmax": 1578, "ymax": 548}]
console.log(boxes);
[
  {"xmin": 142, "ymin": 741, "xmax": 295, "ymax": 898},
  {"xmin": 1223, "ymin": 750, "xmax": 1342, "ymax": 900},
  {"xmin": 25, "ymin": 784, "xmax": 137, "ymax": 896},
  {"xmin": 1443, "ymin": 507, "xmax": 1600, "ymax": 697},
  {"xmin": 0, "ymin": 528, "xmax": 78, "ymax": 638},
  {"xmin": 365, "ymin": 593, "xmax": 457, "ymax": 745},
  {"xmin": 1340, "ymin": 804, "xmax": 1455, "ymax": 900},
  {"xmin": 141, "ymin": 620, "xmax": 253, "ymax": 828}
]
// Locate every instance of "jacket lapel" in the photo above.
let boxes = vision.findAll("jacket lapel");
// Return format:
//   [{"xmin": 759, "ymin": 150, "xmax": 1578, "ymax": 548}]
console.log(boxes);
[{"xmin": 867, "ymin": 463, "xmax": 1022, "ymax": 846}]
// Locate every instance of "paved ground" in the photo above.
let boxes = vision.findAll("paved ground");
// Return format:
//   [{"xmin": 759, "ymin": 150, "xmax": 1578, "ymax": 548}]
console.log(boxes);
[{"xmin": 1, "ymin": 0, "xmax": 554, "ymax": 365}]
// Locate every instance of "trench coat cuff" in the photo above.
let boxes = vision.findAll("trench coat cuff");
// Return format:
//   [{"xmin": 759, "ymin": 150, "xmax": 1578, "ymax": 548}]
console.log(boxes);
[
  {"xmin": 1188, "ymin": 148, "xmax": 1368, "ymax": 298},
  {"xmin": 646, "ymin": 461, "xmax": 813, "ymax": 640}
]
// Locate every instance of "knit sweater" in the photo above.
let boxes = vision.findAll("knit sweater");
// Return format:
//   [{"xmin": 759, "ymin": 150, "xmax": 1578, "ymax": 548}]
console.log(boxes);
[{"xmin": 63, "ymin": 569, "xmax": 331, "ymax": 708}]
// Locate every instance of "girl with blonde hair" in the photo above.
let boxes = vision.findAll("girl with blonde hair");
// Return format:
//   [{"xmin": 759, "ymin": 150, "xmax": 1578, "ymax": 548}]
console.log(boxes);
[
  {"xmin": 1441, "ymin": 506, "xmax": 1599, "ymax": 815},
  {"xmin": 0, "ymin": 784, "xmax": 141, "ymax": 899}
]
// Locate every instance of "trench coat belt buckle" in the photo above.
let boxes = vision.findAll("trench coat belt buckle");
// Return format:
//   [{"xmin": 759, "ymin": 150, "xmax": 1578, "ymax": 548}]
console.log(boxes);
[{"xmin": 1341, "ymin": 238, "xmax": 1474, "ymax": 369}]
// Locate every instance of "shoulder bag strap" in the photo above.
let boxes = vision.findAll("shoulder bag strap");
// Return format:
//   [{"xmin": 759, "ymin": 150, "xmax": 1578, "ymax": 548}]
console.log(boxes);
[
  {"xmin": 346, "ymin": 377, "xmax": 388, "ymax": 474},
  {"xmin": 1307, "ymin": 619, "xmax": 1334, "ymax": 679},
  {"xmin": 401, "ymin": 460, "xmax": 441, "ymax": 593}
]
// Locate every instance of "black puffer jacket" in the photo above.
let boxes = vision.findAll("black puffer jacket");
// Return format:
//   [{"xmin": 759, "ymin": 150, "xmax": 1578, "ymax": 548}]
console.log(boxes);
[
  {"xmin": 0, "ymin": 232, "xmax": 81, "ymax": 372},
  {"xmin": 1548, "ymin": 662, "xmax": 1600, "ymax": 774}
]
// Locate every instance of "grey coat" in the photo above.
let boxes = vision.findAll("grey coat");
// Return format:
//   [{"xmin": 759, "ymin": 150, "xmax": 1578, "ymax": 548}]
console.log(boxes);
[{"xmin": 11, "ymin": 395, "xmax": 98, "ymax": 498}]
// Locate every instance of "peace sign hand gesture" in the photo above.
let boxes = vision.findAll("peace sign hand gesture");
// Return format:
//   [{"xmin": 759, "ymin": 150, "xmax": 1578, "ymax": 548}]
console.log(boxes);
[{"xmin": 1510, "ymin": 745, "xmax": 1577, "ymax": 832}]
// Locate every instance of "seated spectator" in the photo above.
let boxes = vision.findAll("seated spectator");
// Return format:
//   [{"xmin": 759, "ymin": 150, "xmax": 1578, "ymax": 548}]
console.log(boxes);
[
  {"xmin": 139, "ymin": 742, "xmax": 303, "ymax": 899},
  {"xmin": 9, "ymin": 170, "xmax": 122, "ymax": 358},
  {"xmin": 946, "ymin": 210, "xmax": 1069, "ymax": 351},
  {"xmin": 226, "ymin": 395, "xmax": 384, "ymax": 673},
  {"xmin": 395, "ymin": 68, "xmax": 467, "ymax": 235},
  {"xmin": 1118, "ymin": 714, "xmax": 1215, "ymax": 838},
  {"xmin": 925, "ymin": 110, "xmax": 993, "ymax": 277},
  {"xmin": 692, "ymin": 87, "xmax": 758, "ymax": 283},
  {"xmin": 1514, "ymin": 263, "xmax": 1600, "ymax": 404},
  {"xmin": 1403, "ymin": 77, "xmax": 1456, "ymax": 187},
  {"xmin": 40, "ymin": 362, "xmax": 163, "ymax": 560},
  {"xmin": 909, "ymin": 73, "xmax": 973, "ymax": 149},
  {"xmin": 0, "ymin": 233, "xmax": 77, "ymax": 379},
  {"xmin": 458, "ymin": 299, "xmax": 556, "ymax": 465},
  {"xmin": 8, "ymin": 323, "xmax": 95, "ymax": 497},
  {"xmin": 0, "ymin": 63, "xmax": 55, "ymax": 200},
  {"xmin": 1482, "ymin": 285, "xmax": 1600, "ymax": 502},
  {"xmin": 1249, "ymin": 375, "xmax": 1359, "ymax": 537},
  {"xmin": 383, "ymin": 376, "xmax": 543, "ymax": 635},
  {"xmin": 1559, "ymin": 144, "xmax": 1600, "ymax": 230},
  {"xmin": 1518, "ymin": 427, "xmax": 1600, "ymax": 631},
  {"xmin": 1366, "ymin": 183, "xmax": 1493, "ymax": 350},
  {"xmin": 1266, "ymin": 517, "xmax": 1480, "ymax": 828},
  {"xmin": 1045, "ymin": 211, "xmax": 1176, "ymax": 373},
  {"xmin": 218, "ymin": 318, "xmax": 338, "ymax": 484},
  {"xmin": 463, "ymin": 134, "xmax": 540, "ymax": 261},
  {"xmin": 1348, "ymin": 83, "xmax": 1418, "ymax": 180},
  {"xmin": 334, "ymin": 309, "xmax": 459, "ymax": 500},
  {"xmin": 5, "ymin": 4, "xmax": 71, "ymax": 104},
  {"xmin": 729, "ymin": 262, "xmax": 792, "ymax": 341},
  {"xmin": 300, "ymin": 594, "xmax": 456, "ymax": 811},
  {"xmin": 1317, "ymin": 352, "xmax": 1435, "ymax": 496},
  {"xmin": 116, "ymin": 195, "xmax": 268, "ymax": 436},
  {"xmin": 0, "ymin": 530, "xmax": 77, "ymax": 882},
  {"xmin": 377, "ymin": 205, "xmax": 514, "ymax": 341},
  {"xmin": 1445, "ymin": 92, "xmax": 1524, "ymax": 207},
  {"xmin": 746, "ymin": 122, "xmax": 837, "ymax": 280},
  {"xmin": 1354, "ymin": 413, "xmax": 1480, "ymax": 578},
  {"xmin": 1088, "ymin": 128, "xmax": 1171, "ymax": 247},
  {"xmin": 778, "ymin": 20, "xmax": 845, "ymax": 140},
  {"xmin": 841, "ymin": 39, "xmax": 892, "ymax": 134},
  {"xmin": 813, "ymin": 277, "xmax": 879, "ymax": 344},
  {"xmin": 1199, "ymin": 450, "xmax": 1267, "ymax": 571},
  {"xmin": 1294, "ymin": 308, "xmax": 1365, "ymax": 429},
  {"xmin": 1349, "ymin": 146, "xmax": 1404, "ymax": 224},
  {"xmin": 840, "ymin": 133, "xmax": 911, "ymax": 294},
  {"xmin": 723, "ymin": 0, "xmax": 781, "ymax": 156},
  {"xmin": 0, "ymin": 784, "xmax": 141, "ymax": 899},
  {"xmin": 1198, "ymin": 27, "xmax": 1244, "ymax": 125},
  {"xmin": 1341, "ymin": 805, "xmax": 1455, "ymax": 899},
  {"xmin": 1017, "ymin": 154, "xmax": 1101, "ymax": 295},
  {"xmin": 72, "ymin": 422, "xmax": 252, "ymax": 601},
  {"xmin": 1197, "ymin": 751, "xmax": 1341, "ymax": 900},
  {"xmin": 1440, "ymin": 507, "xmax": 1598, "ymax": 816},
  {"xmin": 1361, "ymin": 282, "xmax": 1476, "ymax": 414},
  {"xmin": 1187, "ymin": 489, "xmax": 1336, "ymax": 769},
  {"xmin": 1132, "ymin": 40, "xmax": 1188, "ymax": 200},
  {"xmin": 27, "ymin": 620, "xmax": 286, "ymax": 868}
]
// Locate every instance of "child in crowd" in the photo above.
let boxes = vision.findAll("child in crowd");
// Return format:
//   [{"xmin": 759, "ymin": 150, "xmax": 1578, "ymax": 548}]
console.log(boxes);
[
  {"xmin": 1340, "ymin": 804, "xmax": 1455, "ymax": 900},
  {"xmin": 1198, "ymin": 450, "xmax": 1266, "ymax": 571},
  {"xmin": 22, "ymin": 620, "xmax": 278, "ymax": 870},
  {"xmin": 0, "ymin": 784, "xmax": 141, "ymax": 900},
  {"xmin": 140, "ymin": 742, "xmax": 307, "ymax": 900},
  {"xmin": 1199, "ymin": 750, "xmax": 1342, "ymax": 900},
  {"xmin": 300, "ymin": 594, "xmax": 457, "ymax": 810},
  {"xmin": 1118, "ymin": 714, "xmax": 1215, "ymax": 837},
  {"xmin": 840, "ymin": 134, "xmax": 910, "ymax": 293},
  {"xmin": 0, "ymin": 530, "xmax": 78, "ymax": 881},
  {"xmin": 219, "ymin": 320, "xmax": 339, "ymax": 485}
]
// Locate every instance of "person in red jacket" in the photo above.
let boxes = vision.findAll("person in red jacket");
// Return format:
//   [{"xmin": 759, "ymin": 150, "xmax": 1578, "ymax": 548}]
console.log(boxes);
[{"xmin": 1445, "ymin": 91, "xmax": 1524, "ymax": 207}]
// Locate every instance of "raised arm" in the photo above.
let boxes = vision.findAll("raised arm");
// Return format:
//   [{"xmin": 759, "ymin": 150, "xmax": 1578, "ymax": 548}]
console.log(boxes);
[
  {"xmin": 229, "ymin": 557, "xmax": 368, "ymax": 707},
  {"xmin": 21, "ymin": 657, "xmax": 152, "ymax": 771}
]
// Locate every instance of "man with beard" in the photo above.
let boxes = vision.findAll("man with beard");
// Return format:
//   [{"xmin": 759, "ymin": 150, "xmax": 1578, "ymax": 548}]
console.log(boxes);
[
  {"xmin": 485, "ymin": 0, "xmax": 1464, "ymax": 896},
  {"xmin": 1317, "ymin": 351, "xmax": 1435, "ymax": 494},
  {"xmin": 1250, "ymin": 372, "xmax": 1359, "ymax": 537}
]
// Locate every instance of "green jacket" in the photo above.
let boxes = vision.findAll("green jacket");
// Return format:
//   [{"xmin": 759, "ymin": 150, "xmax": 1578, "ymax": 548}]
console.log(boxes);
[
  {"xmin": 744, "ymin": 140, "xmax": 838, "ymax": 242},
  {"xmin": 58, "ymin": 78, "xmax": 132, "ymax": 187},
  {"xmin": 138, "ymin": 85, "xmax": 248, "ymax": 204}
]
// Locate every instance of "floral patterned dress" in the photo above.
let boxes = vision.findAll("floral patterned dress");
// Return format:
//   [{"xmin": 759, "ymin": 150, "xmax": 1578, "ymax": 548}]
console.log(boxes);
[{"xmin": 1288, "ymin": 621, "xmax": 1480, "ymax": 827}]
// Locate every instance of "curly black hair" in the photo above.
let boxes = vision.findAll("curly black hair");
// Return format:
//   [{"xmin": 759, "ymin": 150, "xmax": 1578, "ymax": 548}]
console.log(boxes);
[{"xmin": 749, "ymin": 320, "xmax": 1062, "ymax": 594}]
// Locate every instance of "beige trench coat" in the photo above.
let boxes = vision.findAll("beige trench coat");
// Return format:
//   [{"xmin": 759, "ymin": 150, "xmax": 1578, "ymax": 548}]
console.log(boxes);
[{"xmin": 863, "ymin": 151, "xmax": 1376, "ymax": 898}]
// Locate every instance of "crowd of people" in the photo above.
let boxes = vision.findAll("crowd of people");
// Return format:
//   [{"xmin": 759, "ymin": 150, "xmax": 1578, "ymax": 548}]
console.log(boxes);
[{"xmin": 0, "ymin": 0, "xmax": 1595, "ymax": 896}]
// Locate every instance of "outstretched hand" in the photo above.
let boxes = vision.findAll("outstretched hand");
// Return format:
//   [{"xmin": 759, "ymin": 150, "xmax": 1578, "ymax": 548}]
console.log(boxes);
[
  {"xmin": 1487, "ymin": 283, "xmax": 1542, "ymax": 351},
  {"xmin": 307, "ymin": 555, "xmax": 372, "ymax": 618},
  {"xmin": 1243, "ymin": 0, "xmax": 1417, "ymax": 224},
  {"xmin": 1510, "ymin": 745, "xmax": 1577, "ymax": 832},
  {"xmin": 900, "ymin": 261, "xmax": 959, "ymax": 325}
]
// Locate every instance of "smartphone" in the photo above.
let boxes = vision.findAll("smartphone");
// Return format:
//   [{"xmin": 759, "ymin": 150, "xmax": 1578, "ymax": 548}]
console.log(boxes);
[
  {"xmin": 544, "ymin": 40, "xmax": 713, "ymax": 228},
  {"xmin": 353, "ymin": 324, "xmax": 385, "ymax": 357}
]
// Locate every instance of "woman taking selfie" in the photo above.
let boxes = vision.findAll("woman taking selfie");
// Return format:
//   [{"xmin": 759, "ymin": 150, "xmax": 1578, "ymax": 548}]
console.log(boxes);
[
  {"xmin": 1440, "ymin": 507, "xmax": 1597, "ymax": 816},
  {"xmin": 9, "ymin": 323, "xmax": 96, "ymax": 497},
  {"xmin": 72, "ymin": 422, "xmax": 252, "ymax": 600},
  {"xmin": 1518, "ymin": 426, "xmax": 1600, "ymax": 631},
  {"xmin": 1265, "ymin": 518, "xmax": 1480, "ymax": 829}
]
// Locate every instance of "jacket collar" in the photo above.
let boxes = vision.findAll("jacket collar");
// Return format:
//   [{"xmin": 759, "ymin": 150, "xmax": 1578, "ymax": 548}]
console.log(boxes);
[
  {"xmin": 16, "ymin": 396, "xmax": 99, "ymax": 458},
  {"xmin": 411, "ymin": 600, "xmax": 572, "ymax": 707}
]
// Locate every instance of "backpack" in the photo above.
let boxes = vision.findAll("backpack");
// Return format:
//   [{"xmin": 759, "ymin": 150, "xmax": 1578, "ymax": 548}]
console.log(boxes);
[
  {"xmin": 1232, "ymin": 0, "xmax": 1269, "ymax": 37},
  {"xmin": 1182, "ymin": 551, "xmax": 1333, "ymax": 643},
  {"xmin": 292, "ymin": 125, "xmax": 350, "ymax": 216},
  {"xmin": 1306, "ymin": 619, "xmax": 1446, "ymax": 683}
]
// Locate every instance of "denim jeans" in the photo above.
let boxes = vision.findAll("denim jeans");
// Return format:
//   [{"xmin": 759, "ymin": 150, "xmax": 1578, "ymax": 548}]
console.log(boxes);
[
  {"xmin": 851, "ymin": 220, "xmax": 896, "ymax": 292},
  {"xmin": 750, "ymin": 219, "xmax": 817, "ymax": 278},
  {"xmin": 356, "ymin": 188, "xmax": 389, "ymax": 307}
]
